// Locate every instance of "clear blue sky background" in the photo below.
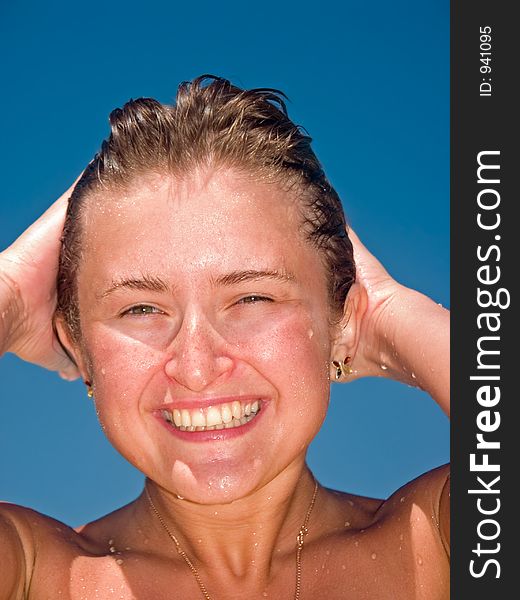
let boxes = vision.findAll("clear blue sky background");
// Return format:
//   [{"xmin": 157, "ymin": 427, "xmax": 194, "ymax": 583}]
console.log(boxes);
[{"xmin": 0, "ymin": 0, "xmax": 449, "ymax": 527}]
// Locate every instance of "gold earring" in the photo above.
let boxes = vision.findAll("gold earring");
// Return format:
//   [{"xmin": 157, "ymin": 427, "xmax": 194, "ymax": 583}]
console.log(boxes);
[
  {"xmin": 85, "ymin": 381, "xmax": 94, "ymax": 398},
  {"xmin": 331, "ymin": 356, "xmax": 352, "ymax": 380}
]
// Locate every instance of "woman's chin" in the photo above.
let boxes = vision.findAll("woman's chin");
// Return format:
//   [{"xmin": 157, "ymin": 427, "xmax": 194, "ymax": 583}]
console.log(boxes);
[{"xmin": 164, "ymin": 456, "xmax": 264, "ymax": 505}]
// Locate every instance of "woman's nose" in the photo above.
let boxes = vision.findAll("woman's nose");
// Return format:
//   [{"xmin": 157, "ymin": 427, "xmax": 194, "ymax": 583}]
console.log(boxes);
[{"xmin": 163, "ymin": 311, "xmax": 234, "ymax": 392}]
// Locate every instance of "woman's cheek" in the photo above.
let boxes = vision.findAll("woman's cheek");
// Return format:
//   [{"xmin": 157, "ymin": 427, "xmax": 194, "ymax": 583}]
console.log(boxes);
[
  {"xmin": 84, "ymin": 327, "xmax": 164, "ymax": 409},
  {"xmin": 238, "ymin": 308, "xmax": 331, "ymax": 414}
]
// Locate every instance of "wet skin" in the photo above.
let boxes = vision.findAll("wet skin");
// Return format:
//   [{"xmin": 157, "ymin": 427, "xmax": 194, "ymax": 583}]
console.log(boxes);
[
  {"xmin": 3, "ymin": 466, "xmax": 449, "ymax": 599},
  {"xmin": 1, "ymin": 169, "xmax": 449, "ymax": 599},
  {"xmin": 73, "ymin": 169, "xmax": 334, "ymax": 504}
]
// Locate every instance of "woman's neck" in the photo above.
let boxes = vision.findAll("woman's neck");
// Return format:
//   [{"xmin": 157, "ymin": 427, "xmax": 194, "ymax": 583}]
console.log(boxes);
[{"xmin": 138, "ymin": 462, "xmax": 318, "ymax": 580}]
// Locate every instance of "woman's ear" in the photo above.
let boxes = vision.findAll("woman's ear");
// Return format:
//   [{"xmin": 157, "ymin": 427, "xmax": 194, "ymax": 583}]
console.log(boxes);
[
  {"xmin": 54, "ymin": 316, "xmax": 90, "ymax": 382},
  {"xmin": 329, "ymin": 282, "xmax": 368, "ymax": 379}
]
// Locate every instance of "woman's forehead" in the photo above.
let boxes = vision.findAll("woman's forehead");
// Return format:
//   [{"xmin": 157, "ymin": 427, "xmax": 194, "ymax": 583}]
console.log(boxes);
[
  {"xmin": 86, "ymin": 168, "xmax": 299, "ymax": 230},
  {"xmin": 81, "ymin": 169, "xmax": 321, "ymax": 282}
]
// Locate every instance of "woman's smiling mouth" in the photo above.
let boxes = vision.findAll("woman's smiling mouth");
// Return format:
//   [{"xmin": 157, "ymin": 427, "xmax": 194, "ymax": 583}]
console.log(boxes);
[{"xmin": 160, "ymin": 399, "xmax": 261, "ymax": 432}]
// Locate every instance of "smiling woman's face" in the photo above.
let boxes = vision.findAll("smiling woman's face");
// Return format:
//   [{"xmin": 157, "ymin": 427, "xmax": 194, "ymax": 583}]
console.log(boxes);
[{"xmin": 72, "ymin": 168, "xmax": 338, "ymax": 503}]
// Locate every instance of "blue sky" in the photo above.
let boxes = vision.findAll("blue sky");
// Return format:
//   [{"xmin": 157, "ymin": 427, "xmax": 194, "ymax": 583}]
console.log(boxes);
[{"xmin": 0, "ymin": 0, "xmax": 449, "ymax": 526}]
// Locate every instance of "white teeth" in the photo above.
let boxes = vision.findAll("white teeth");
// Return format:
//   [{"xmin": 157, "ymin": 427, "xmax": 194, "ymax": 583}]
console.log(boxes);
[
  {"xmin": 181, "ymin": 410, "xmax": 191, "ymax": 428},
  {"xmin": 221, "ymin": 404, "xmax": 233, "ymax": 423},
  {"xmin": 191, "ymin": 409, "xmax": 205, "ymax": 427},
  {"xmin": 163, "ymin": 400, "xmax": 262, "ymax": 432},
  {"xmin": 206, "ymin": 406, "xmax": 222, "ymax": 427},
  {"xmin": 231, "ymin": 401, "xmax": 242, "ymax": 419}
]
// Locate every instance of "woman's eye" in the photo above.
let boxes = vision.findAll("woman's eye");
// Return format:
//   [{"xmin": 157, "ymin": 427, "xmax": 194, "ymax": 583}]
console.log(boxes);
[
  {"xmin": 237, "ymin": 295, "xmax": 273, "ymax": 305},
  {"xmin": 123, "ymin": 305, "xmax": 163, "ymax": 316}
]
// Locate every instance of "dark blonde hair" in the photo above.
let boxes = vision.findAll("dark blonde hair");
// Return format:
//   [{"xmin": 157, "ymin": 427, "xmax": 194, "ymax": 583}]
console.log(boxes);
[{"xmin": 57, "ymin": 75, "xmax": 355, "ymax": 339}]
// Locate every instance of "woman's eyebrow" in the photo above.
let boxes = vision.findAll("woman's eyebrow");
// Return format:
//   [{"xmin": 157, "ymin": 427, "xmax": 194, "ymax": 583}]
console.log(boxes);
[
  {"xmin": 97, "ymin": 275, "xmax": 171, "ymax": 299},
  {"xmin": 213, "ymin": 269, "xmax": 297, "ymax": 287}
]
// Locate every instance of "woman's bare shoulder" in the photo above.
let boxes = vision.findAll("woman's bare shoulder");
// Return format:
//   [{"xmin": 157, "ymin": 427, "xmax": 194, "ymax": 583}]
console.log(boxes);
[
  {"xmin": 0, "ymin": 502, "xmax": 82, "ymax": 599},
  {"xmin": 358, "ymin": 463, "xmax": 450, "ymax": 560},
  {"xmin": 0, "ymin": 500, "xmax": 104, "ymax": 555},
  {"xmin": 321, "ymin": 463, "xmax": 450, "ymax": 542},
  {"xmin": 316, "ymin": 466, "xmax": 450, "ymax": 600},
  {"xmin": 376, "ymin": 464, "xmax": 450, "ymax": 534},
  {"xmin": 0, "ymin": 501, "xmax": 142, "ymax": 599},
  {"xmin": 0, "ymin": 499, "xmax": 128, "ymax": 566}
]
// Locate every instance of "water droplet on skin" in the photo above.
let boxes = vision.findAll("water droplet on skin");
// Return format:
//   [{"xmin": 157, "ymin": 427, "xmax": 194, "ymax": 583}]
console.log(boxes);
[
  {"xmin": 400, "ymin": 496, "xmax": 405, "ymax": 502},
  {"xmin": 344, "ymin": 521, "xmax": 351, "ymax": 527},
  {"xmin": 341, "ymin": 564, "xmax": 346, "ymax": 570},
  {"xmin": 176, "ymin": 494, "xmax": 184, "ymax": 500},
  {"xmin": 109, "ymin": 546, "xmax": 116, "ymax": 553},
  {"xmin": 354, "ymin": 541, "xmax": 359, "ymax": 547},
  {"xmin": 262, "ymin": 593, "xmax": 268, "ymax": 597},
  {"xmin": 417, "ymin": 555, "xmax": 423, "ymax": 566},
  {"xmin": 116, "ymin": 558, "xmax": 124, "ymax": 565},
  {"xmin": 380, "ymin": 364, "xmax": 388, "ymax": 370},
  {"xmin": 347, "ymin": 500, "xmax": 354, "ymax": 507},
  {"xmin": 101, "ymin": 368, "xmax": 106, "ymax": 375},
  {"xmin": 411, "ymin": 372, "xmax": 416, "ymax": 379},
  {"xmin": 399, "ymin": 533, "xmax": 404, "ymax": 541},
  {"xmin": 371, "ymin": 553, "xmax": 377, "ymax": 560}
]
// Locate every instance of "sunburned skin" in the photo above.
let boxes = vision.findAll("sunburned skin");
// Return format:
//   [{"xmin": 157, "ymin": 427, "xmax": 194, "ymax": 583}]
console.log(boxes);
[
  {"xmin": 69, "ymin": 169, "xmax": 333, "ymax": 505},
  {"xmin": 2, "ymin": 465, "xmax": 449, "ymax": 599},
  {"xmin": 0, "ymin": 167, "xmax": 450, "ymax": 599}
]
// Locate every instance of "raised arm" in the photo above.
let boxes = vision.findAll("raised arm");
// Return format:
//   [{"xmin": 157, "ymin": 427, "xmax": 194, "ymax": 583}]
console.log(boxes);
[
  {"xmin": 0, "ymin": 181, "xmax": 80, "ymax": 379},
  {"xmin": 343, "ymin": 228, "xmax": 450, "ymax": 556},
  {"xmin": 347, "ymin": 229, "xmax": 450, "ymax": 417}
]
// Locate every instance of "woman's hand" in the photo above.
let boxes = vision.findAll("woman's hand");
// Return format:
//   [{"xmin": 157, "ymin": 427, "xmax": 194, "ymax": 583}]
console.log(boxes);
[
  {"xmin": 0, "ymin": 182, "xmax": 80, "ymax": 380},
  {"xmin": 347, "ymin": 229, "xmax": 450, "ymax": 417}
]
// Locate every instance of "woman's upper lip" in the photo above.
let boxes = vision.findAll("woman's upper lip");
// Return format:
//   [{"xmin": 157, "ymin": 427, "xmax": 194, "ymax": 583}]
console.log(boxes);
[{"xmin": 156, "ymin": 395, "xmax": 266, "ymax": 411}]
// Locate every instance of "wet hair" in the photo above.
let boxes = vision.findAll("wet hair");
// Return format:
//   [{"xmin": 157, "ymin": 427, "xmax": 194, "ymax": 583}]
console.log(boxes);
[{"xmin": 56, "ymin": 74, "xmax": 355, "ymax": 341}]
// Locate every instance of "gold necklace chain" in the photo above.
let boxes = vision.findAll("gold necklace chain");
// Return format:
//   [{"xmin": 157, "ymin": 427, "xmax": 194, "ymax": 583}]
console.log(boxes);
[{"xmin": 145, "ymin": 479, "xmax": 319, "ymax": 600}]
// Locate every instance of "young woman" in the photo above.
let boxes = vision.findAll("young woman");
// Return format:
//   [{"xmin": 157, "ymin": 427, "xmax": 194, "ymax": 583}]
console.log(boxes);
[{"xmin": 0, "ymin": 76, "xmax": 449, "ymax": 599}]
